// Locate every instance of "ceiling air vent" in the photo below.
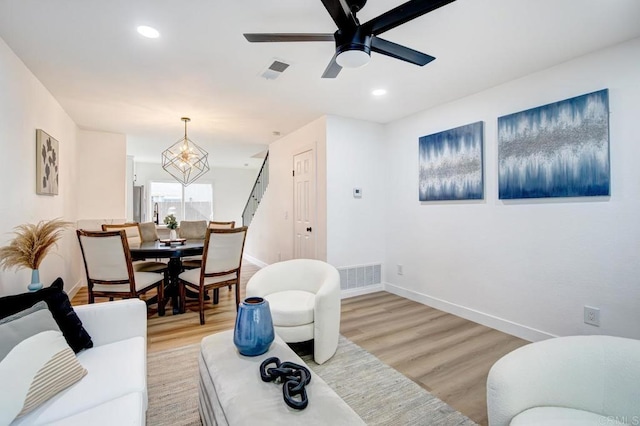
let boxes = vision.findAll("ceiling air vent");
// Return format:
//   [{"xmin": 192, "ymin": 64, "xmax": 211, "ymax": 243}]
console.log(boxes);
[{"xmin": 260, "ymin": 59, "xmax": 290, "ymax": 80}]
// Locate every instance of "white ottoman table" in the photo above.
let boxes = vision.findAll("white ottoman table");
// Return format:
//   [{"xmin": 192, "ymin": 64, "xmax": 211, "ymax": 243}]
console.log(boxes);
[{"xmin": 198, "ymin": 330, "xmax": 364, "ymax": 426}]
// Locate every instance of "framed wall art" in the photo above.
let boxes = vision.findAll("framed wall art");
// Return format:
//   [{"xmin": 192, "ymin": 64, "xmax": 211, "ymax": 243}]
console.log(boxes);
[
  {"xmin": 498, "ymin": 89, "xmax": 610, "ymax": 199},
  {"xmin": 419, "ymin": 121, "xmax": 484, "ymax": 201},
  {"xmin": 36, "ymin": 129, "xmax": 59, "ymax": 195}
]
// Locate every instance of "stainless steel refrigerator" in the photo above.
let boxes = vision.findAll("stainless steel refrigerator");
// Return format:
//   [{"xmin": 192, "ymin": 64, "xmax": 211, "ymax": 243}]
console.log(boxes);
[{"xmin": 133, "ymin": 185, "xmax": 145, "ymax": 223}]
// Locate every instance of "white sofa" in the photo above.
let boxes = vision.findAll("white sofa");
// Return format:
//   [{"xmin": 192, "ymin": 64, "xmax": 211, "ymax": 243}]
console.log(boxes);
[
  {"xmin": 245, "ymin": 259, "xmax": 341, "ymax": 364},
  {"xmin": 487, "ymin": 335, "xmax": 640, "ymax": 426},
  {"xmin": 11, "ymin": 299, "xmax": 148, "ymax": 426}
]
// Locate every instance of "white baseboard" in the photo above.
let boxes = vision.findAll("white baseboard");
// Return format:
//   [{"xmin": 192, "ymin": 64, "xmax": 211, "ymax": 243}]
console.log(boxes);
[
  {"xmin": 68, "ymin": 278, "xmax": 84, "ymax": 300},
  {"xmin": 384, "ymin": 283, "xmax": 555, "ymax": 342},
  {"xmin": 243, "ymin": 254, "xmax": 268, "ymax": 269},
  {"xmin": 341, "ymin": 284, "xmax": 384, "ymax": 299}
]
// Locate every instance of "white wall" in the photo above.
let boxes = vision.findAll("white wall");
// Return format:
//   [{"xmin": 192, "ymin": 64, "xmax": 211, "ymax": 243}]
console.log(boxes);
[
  {"xmin": 133, "ymin": 162, "xmax": 257, "ymax": 226},
  {"xmin": 326, "ymin": 116, "xmax": 386, "ymax": 268},
  {"xmin": 244, "ymin": 117, "xmax": 327, "ymax": 265},
  {"xmin": 0, "ymin": 37, "xmax": 81, "ymax": 295},
  {"xmin": 126, "ymin": 155, "xmax": 134, "ymax": 221},
  {"xmin": 383, "ymin": 37, "xmax": 640, "ymax": 341},
  {"xmin": 245, "ymin": 115, "xmax": 387, "ymax": 271},
  {"xmin": 76, "ymin": 129, "xmax": 126, "ymax": 220}
]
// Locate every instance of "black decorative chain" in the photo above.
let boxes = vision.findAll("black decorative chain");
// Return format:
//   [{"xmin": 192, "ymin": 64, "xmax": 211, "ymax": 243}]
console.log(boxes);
[{"xmin": 259, "ymin": 357, "xmax": 312, "ymax": 410}]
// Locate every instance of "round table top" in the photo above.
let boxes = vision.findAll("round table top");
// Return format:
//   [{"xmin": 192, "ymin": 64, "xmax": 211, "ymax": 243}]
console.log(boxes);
[{"xmin": 129, "ymin": 239, "xmax": 204, "ymax": 259}]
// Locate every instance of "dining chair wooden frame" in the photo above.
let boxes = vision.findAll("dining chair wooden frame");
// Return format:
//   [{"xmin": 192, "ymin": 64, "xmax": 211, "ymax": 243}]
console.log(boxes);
[
  {"xmin": 178, "ymin": 227, "xmax": 248, "ymax": 325},
  {"xmin": 76, "ymin": 229, "xmax": 165, "ymax": 316}
]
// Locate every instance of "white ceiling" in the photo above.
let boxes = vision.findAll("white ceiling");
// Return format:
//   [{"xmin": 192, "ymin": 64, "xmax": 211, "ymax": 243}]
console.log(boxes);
[{"xmin": 1, "ymin": 0, "xmax": 639, "ymax": 168}]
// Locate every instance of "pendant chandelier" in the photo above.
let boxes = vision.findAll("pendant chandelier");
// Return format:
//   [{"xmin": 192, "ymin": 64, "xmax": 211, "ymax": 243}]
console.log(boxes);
[{"xmin": 161, "ymin": 117, "xmax": 210, "ymax": 186}]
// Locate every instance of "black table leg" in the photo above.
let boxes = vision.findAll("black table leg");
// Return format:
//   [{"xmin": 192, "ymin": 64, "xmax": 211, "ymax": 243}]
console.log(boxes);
[
  {"xmin": 146, "ymin": 258, "xmax": 184, "ymax": 314},
  {"xmin": 167, "ymin": 258, "xmax": 183, "ymax": 314},
  {"xmin": 168, "ymin": 259, "xmax": 210, "ymax": 312}
]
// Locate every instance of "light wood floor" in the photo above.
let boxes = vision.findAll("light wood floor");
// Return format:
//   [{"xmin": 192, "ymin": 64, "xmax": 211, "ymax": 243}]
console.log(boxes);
[{"xmin": 71, "ymin": 260, "xmax": 526, "ymax": 425}]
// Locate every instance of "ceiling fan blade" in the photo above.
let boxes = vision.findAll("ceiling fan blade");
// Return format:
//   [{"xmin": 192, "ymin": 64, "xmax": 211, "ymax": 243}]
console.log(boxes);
[
  {"xmin": 244, "ymin": 33, "xmax": 334, "ymax": 42},
  {"xmin": 371, "ymin": 37, "xmax": 435, "ymax": 66},
  {"xmin": 362, "ymin": 0, "xmax": 456, "ymax": 36},
  {"xmin": 321, "ymin": 54, "xmax": 342, "ymax": 78},
  {"xmin": 320, "ymin": 0, "xmax": 358, "ymax": 30}
]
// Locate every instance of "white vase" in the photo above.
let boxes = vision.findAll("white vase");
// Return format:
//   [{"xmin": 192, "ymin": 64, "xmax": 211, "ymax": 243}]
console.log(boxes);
[{"xmin": 170, "ymin": 229, "xmax": 177, "ymax": 240}]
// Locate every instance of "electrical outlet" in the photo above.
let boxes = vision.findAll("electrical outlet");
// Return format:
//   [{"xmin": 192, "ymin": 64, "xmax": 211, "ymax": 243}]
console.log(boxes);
[
  {"xmin": 584, "ymin": 306, "xmax": 600, "ymax": 327},
  {"xmin": 397, "ymin": 264, "xmax": 403, "ymax": 275}
]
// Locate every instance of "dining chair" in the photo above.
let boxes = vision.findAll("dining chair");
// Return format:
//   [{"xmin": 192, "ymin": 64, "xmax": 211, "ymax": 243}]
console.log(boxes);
[
  {"xmin": 138, "ymin": 221, "xmax": 160, "ymax": 242},
  {"xmin": 76, "ymin": 229, "xmax": 165, "ymax": 316},
  {"xmin": 101, "ymin": 223, "xmax": 168, "ymax": 274},
  {"xmin": 179, "ymin": 220, "xmax": 209, "ymax": 271},
  {"xmin": 182, "ymin": 220, "xmax": 236, "ymax": 270},
  {"xmin": 209, "ymin": 221, "xmax": 236, "ymax": 293},
  {"xmin": 178, "ymin": 227, "xmax": 248, "ymax": 325},
  {"xmin": 209, "ymin": 220, "xmax": 235, "ymax": 229},
  {"xmin": 178, "ymin": 220, "xmax": 208, "ymax": 239}
]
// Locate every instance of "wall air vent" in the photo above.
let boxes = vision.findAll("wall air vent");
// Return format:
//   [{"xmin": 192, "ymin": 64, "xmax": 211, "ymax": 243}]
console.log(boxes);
[
  {"xmin": 337, "ymin": 263, "xmax": 382, "ymax": 291},
  {"xmin": 260, "ymin": 59, "xmax": 290, "ymax": 80}
]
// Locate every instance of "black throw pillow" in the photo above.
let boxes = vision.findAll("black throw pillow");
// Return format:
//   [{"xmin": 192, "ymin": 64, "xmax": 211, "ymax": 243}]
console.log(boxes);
[{"xmin": 0, "ymin": 277, "xmax": 93, "ymax": 353}]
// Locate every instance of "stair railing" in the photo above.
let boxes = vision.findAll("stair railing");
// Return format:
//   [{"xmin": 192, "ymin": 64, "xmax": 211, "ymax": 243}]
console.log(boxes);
[{"xmin": 242, "ymin": 152, "xmax": 269, "ymax": 226}]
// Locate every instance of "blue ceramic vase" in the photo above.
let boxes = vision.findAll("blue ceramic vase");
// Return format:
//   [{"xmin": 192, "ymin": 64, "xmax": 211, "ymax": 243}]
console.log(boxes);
[
  {"xmin": 233, "ymin": 297, "xmax": 275, "ymax": 356},
  {"xmin": 28, "ymin": 269, "xmax": 43, "ymax": 292}
]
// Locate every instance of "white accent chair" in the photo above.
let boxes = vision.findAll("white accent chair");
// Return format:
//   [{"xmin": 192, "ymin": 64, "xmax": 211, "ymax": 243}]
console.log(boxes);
[
  {"xmin": 245, "ymin": 259, "xmax": 341, "ymax": 364},
  {"xmin": 76, "ymin": 230, "xmax": 165, "ymax": 315},
  {"xmin": 487, "ymin": 335, "xmax": 640, "ymax": 426}
]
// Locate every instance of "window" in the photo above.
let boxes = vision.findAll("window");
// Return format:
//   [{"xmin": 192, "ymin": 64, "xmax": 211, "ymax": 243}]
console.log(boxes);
[{"xmin": 150, "ymin": 181, "xmax": 213, "ymax": 223}]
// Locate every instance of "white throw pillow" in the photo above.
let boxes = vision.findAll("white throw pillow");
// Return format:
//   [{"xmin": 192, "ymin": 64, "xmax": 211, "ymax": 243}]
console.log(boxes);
[{"xmin": 0, "ymin": 322, "xmax": 87, "ymax": 424}]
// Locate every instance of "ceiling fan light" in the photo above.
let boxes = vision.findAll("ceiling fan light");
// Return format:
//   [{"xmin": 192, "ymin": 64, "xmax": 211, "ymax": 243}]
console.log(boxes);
[
  {"xmin": 336, "ymin": 49, "xmax": 370, "ymax": 68},
  {"xmin": 137, "ymin": 25, "xmax": 160, "ymax": 39}
]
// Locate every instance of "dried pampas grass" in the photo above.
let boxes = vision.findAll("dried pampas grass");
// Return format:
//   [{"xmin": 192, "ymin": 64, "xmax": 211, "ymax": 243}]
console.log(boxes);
[{"xmin": 0, "ymin": 218, "xmax": 72, "ymax": 271}]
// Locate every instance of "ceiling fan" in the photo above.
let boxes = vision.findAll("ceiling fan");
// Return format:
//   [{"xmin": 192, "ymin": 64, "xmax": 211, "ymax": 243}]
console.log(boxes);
[{"xmin": 244, "ymin": 0, "xmax": 456, "ymax": 78}]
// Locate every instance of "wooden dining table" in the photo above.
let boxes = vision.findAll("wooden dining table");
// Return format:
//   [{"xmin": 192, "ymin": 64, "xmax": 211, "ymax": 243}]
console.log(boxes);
[{"xmin": 129, "ymin": 239, "xmax": 204, "ymax": 314}]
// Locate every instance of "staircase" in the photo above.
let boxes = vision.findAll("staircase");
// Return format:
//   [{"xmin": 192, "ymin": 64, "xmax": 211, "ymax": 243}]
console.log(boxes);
[{"xmin": 242, "ymin": 152, "xmax": 269, "ymax": 226}]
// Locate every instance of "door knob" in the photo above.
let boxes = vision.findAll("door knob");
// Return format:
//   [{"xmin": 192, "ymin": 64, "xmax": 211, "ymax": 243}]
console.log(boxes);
[{"xmin": 306, "ymin": 227, "xmax": 312, "ymax": 232}]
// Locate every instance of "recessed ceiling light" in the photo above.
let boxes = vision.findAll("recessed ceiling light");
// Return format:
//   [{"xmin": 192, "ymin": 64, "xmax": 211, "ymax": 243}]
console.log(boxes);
[
  {"xmin": 372, "ymin": 89, "xmax": 387, "ymax": 97},
  {"xmin": 137, "ymin": 26, "xmax": 160, "ymax": 39}
]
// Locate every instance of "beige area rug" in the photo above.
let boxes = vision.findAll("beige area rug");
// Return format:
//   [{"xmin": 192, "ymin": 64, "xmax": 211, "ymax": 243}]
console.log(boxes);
[{"xmin": 146, "ymin": 336, "xmax": 477, "ymax": 426}]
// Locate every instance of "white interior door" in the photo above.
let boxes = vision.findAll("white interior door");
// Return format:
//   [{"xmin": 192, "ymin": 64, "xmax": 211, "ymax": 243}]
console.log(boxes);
[{"xmin": 293, "ymin": 149, "xmax": 316, "ymax": 259}]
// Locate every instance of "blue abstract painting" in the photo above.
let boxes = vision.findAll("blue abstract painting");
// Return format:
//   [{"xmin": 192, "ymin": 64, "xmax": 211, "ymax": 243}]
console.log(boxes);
[
  {"xmin": 419, "ymin": 121, "xmax": 484, "ymax": 201},
  {"xmin": 498, "ymin": 89, "xmax": 610, "ymax": 199}
]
